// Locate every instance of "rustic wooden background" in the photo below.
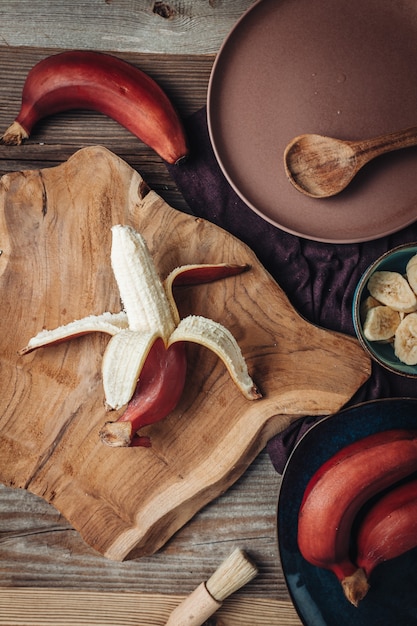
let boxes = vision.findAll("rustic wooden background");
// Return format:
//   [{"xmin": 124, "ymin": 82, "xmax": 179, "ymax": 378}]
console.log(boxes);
[{"xmin": 0, "ymin": 1, "xmax": 304, "ymax": 624}]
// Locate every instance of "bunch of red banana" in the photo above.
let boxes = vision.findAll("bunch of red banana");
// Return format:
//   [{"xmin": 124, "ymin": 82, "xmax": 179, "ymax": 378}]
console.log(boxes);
[
  {"xmin": 1, "ymin": 50, "xmax": 188, "ymax": 164},
  {"xmin": 297, "ymin": 429, "xmax": 417, "ymax": 606}
]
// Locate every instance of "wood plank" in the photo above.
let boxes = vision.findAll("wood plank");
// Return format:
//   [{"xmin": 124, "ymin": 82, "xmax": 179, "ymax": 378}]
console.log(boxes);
[
  {"xmin": 0, "ymin": 1, "xmax": 256, "ymax": 55},
  {"xmin": 0, "ymin": 588, "xmax": 302, "ymax": 625}
]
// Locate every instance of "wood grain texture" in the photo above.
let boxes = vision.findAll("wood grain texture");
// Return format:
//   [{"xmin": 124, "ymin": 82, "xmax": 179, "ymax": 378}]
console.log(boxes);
[
  {"xmin": 0, "ymin": 588, "xmax": 302, "ymax": 625},
  {"xmin": 0, "ymin": 1, "xmax": 256, "ymax": 55},
  {"xmin": 0, "ymin": 146, "xmax": 370, "ymax": 561},
  {"xmin": 0, "ymin": 450, "xmax": 283, "ymax": 595}
]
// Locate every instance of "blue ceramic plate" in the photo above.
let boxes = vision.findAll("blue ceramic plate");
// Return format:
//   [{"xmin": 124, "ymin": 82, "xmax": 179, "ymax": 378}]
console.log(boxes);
[
  {"xmin": 277, "ymin": 398, "xmax": 417, "ymax": 626},
  {"xmin": 352, "ymin": 243, "xmax": 417, "ymax": 378}
]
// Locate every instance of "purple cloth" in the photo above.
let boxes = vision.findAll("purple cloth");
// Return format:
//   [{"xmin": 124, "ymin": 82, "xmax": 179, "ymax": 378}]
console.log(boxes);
[{"xmin": 166, "ymin": 107, "xmax": 417, "ymax": 473}]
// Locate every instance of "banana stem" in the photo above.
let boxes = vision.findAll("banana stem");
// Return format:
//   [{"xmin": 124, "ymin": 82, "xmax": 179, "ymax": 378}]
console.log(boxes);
[{"xmin": 341, "ymin": 568, "xmax": 370, "ymax": 607}]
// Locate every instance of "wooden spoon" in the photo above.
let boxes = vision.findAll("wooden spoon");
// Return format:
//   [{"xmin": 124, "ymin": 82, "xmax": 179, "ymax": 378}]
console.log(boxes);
[{"xmin": 284, "ymin": 126, "xmax": 417, "ymax": 198}]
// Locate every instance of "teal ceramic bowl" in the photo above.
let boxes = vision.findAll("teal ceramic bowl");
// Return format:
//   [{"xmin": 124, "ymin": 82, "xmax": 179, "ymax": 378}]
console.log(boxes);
[{"xmin": 353, "ymin": 243, "xmax": 417, "ymax": 377}]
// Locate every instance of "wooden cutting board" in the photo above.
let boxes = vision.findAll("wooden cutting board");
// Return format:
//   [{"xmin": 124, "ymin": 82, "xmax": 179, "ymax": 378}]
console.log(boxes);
[{"xmin": 0, "ymin": 146, "xmax": 370, "ymax": 560}]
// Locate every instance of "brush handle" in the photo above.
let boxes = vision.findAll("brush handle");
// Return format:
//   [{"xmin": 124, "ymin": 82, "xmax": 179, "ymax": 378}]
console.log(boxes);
[{"xmin": 165, "ymin": 582, "xmax": 222, "ymax": 626}]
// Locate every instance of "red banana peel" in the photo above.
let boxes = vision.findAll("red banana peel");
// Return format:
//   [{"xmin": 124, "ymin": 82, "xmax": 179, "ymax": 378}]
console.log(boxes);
[
  {"xmin": 103, "ymin": 338, "xmax": 188, "ymax": 448},
  {"xmin": 297, "ymin": 429, "xmax": 417, "ymax": 606},
  {"xmin": 1, "ymin": 50, "xmax": 189, "ymax": 164}
]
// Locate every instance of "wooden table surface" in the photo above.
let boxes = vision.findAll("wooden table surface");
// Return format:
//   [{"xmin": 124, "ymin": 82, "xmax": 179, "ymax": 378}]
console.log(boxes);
[{"xmin": 0, "ymin": 2, "xmax": 303, "ymax": 624}]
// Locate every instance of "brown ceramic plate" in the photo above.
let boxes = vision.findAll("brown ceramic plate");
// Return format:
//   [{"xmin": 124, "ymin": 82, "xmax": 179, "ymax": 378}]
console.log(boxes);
[{"xmin": 207, "ymin": 0, "xmax": 417, "ymax": 244}]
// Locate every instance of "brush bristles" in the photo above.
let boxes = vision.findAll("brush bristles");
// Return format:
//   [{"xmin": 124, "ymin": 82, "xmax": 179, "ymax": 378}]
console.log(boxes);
[{"xmin": 205, "ymin": 548, "xmax": 258, "ymax": 602}]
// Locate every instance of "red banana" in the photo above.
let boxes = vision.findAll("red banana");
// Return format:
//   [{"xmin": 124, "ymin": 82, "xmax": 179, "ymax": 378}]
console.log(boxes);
[
  {"xmin": 1, "ymin": 50, "xmax": 188, "ymax": 164},
  {"xmin": 297, "ymin": 429, "xmax": 417, "ymax": 606},
  {"xmin": 355, "ymin": 476, "xmax": 417, "ymax": 584}
]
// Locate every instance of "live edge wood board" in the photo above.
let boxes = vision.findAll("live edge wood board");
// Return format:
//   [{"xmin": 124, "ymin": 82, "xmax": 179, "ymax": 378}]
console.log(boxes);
[{"xmin": 0, "ymin": 146, "xmax": 370, "ymax": 561}]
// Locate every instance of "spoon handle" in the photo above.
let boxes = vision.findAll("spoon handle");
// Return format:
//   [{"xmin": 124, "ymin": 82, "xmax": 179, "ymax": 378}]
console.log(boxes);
[{"xmin": 353, "ymin": 126, "xmax": 417, "ymax": 167}]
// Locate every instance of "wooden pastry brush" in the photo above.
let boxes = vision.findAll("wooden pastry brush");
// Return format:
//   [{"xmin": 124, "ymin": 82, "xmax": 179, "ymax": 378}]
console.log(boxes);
[{"xmin": 165, "ymin": 548, "xmax": 258, "ymax": 626}]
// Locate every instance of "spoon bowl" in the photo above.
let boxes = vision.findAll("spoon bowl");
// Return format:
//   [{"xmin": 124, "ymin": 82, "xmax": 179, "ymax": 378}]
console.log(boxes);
[{"xmin": 284, "ymin": 126, "xmax": 417, "ymax": 198}]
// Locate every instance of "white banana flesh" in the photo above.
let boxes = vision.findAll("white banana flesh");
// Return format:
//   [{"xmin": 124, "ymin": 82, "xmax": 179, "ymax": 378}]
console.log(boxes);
[
  {"xmin": 406, "ymin": 254, "xmax": 417, "ymax": 294},
  {"xmin": 363, "ymin": 259, "xmax": 417, "ymax": 366},
  {"xmin": 362, "ymin": 305, "xmax": 400, "ymax": 342},
  {"xmin": 169, "ymin": 315, "xmax": 258, "ymax": 400},
  {"xmin": 394, "ymin": 313, "xmax": 417, "ymax": 365},
  {"xmin": 367, "ymin": 270, "xmax": 417, "ymax": 313},
  {"xmin": 20, "ymin": 311, "xmax": 129, "ymax": 354},
  {"xmin": 111, "ymin": 225, "xmax": 176, "ymax": 336},
  {"xmin": 102, "ymin": 329, "xmax": 160, "ymax": 409},
  {"xmin": 360, "ymin": 295, "xmax": 383, "ymax": 320}
]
